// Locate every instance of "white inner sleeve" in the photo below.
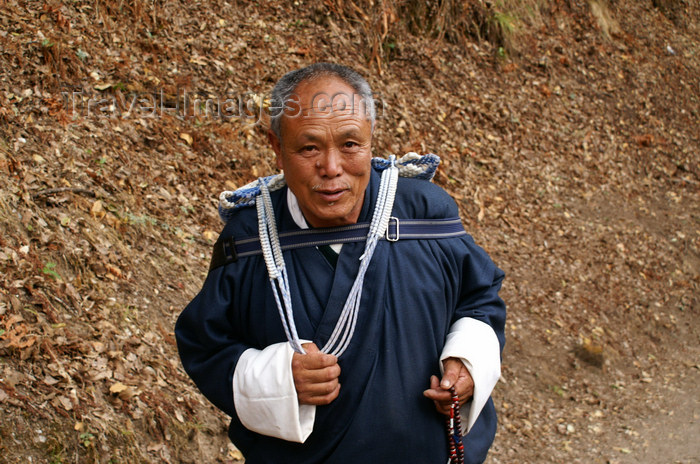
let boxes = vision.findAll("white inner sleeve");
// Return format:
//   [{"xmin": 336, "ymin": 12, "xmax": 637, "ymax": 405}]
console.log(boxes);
[
  {"xmin": 233, "ymin": 342, "xmax": 316, "ymax": 443},
  {"xmin": 440, "ymin": 317, "xmax": 501, "ymax": 434}
]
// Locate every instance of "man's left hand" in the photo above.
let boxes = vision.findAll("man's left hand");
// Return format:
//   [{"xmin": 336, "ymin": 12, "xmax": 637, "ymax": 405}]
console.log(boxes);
[{"xmin": 423, "ymin": 357, "xmax": 474, "ymax": 415}]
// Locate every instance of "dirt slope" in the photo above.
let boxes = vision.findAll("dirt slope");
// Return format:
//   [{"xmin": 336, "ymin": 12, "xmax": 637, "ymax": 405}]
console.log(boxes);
[{"xmin": 0, "ymin": 1, "xmax": 698, "ymax": 463}]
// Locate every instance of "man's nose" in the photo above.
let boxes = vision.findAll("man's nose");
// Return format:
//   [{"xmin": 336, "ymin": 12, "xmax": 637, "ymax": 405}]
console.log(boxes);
[{"xmin": 319, "ymin": 148, "xmax": 343, "ymax": 177}]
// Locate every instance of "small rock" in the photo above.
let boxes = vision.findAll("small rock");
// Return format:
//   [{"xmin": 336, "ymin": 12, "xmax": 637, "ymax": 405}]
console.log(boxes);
[{"xmin": 574, "ymin": 339, "xmax": 604, "ymax": 367}]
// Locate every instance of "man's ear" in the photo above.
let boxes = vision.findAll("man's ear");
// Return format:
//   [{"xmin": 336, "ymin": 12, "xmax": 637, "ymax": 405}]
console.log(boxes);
[{"xmin": 268, "ymin": 130, "xmax": 283, "ymax": 170}]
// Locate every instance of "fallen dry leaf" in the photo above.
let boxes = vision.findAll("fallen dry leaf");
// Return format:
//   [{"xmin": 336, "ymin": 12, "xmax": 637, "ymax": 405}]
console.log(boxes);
[
  {"xmin": 109, "ymin": 382, "xmax": 128, "ymax": 394},
  {"xmin": 180, "ymin": 133, "xmax": 193, "ymax": 145}
]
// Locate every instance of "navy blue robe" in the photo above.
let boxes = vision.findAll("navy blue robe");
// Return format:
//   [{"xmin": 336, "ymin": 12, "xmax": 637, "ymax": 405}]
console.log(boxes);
[{"xmin": 176, "ymin": 169, "xmax": 506, "ymax": 463}]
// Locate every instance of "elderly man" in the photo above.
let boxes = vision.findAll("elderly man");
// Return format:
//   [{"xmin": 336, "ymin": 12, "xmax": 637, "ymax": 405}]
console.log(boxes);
[{"xmin": 176, "ymin": 63, "xmax": 506, "ymax": 463}]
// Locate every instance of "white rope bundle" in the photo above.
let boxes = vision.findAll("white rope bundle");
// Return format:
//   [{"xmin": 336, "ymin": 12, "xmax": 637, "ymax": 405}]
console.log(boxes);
[
  {"xmin": 256, "ymin": 156, "xmax": 399, "ymax": 357},
  {"xmin": 322, "ymin": 156, "xmax": 399, "ymax": 357},
  {"xmin": 257, "ymin": 179, "xmax": 305, "ymax": 354}
]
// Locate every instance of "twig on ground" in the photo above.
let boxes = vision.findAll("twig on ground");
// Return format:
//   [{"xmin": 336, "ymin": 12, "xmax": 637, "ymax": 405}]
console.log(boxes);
[{"xmin": 31, "ymin": 187, "xmax": 96, "ymax": 199}]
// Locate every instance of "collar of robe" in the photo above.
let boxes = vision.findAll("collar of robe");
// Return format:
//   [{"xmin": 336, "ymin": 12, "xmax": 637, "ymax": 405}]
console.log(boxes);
[{"xmin": 256, "ymin": 155, "xmax": 399, "ymax": 357}]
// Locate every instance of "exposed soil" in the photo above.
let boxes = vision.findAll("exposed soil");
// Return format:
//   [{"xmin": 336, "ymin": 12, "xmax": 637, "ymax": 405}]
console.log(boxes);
[{"xmin": 0, "ymin": 1, "xmax": 698, "ymax": 463}]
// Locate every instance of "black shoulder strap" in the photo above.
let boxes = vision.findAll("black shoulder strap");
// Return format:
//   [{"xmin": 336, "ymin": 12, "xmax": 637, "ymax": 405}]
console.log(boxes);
[{"xmin": 208, "ymin": 217, "xmax": 466, "ymax": 272}]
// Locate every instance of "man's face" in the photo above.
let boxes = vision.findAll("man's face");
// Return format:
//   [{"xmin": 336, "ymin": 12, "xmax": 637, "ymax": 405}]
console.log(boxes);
[{"xmin": 270, "ymin": 76, "xmax": 373, "ymax": 228}]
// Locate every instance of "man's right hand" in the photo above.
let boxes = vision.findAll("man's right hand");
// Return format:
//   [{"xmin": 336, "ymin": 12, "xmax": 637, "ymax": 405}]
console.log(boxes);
[{"xmin": 292, "ymin": 343, "xmax": 341, "ymax": 405}]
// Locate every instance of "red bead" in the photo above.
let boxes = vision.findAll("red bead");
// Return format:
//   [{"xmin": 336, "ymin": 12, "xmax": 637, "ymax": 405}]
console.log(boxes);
[{"xmin": 446, "ymin": 386, "xmax": 464, "ymax": 464}]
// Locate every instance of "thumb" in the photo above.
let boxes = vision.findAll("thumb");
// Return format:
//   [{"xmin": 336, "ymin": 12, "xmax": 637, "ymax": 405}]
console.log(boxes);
[
  {"xmin": 440, "ymin": 359, "xmax": 462, "ymax": 389},
  {"xmin": 301, "ymin": 342, "xmax": 320, "ymax": 354}
]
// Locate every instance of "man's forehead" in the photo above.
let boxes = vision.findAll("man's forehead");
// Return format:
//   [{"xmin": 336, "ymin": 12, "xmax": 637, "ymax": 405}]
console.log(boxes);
[
  {"xmin": 283, "ymin": 87, "xmax": 371, "ymax": 121},
  {"xmin": 279, "ymin": 109, "xmax": 372, "ymax": 139},
  {"xmin": 299, "ymin": 85, "xmax": 360, "ymax": 105},
  {"xmin": 292, "ymin": 118, "xmax": 369, "ymax": 135}
]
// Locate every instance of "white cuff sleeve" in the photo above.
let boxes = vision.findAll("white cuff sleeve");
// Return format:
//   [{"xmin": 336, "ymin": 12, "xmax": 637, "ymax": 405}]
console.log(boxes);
[
  {"xmin": 233, "ymin": 342, "xmax": 316, "ymax": 443},
  {"xmin": 440, "ymin": 318, "xmax": 501, "ymax": 433}
]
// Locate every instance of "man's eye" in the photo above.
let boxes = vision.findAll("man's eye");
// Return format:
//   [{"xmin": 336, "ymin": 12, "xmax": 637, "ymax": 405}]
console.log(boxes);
[
  {"xmin": 343, "ymin": 141, "xmax": 358, "ymax": 148},
  {"xmin": 302, "ymin": 145, "xmax": 317, "ymax": 152}
]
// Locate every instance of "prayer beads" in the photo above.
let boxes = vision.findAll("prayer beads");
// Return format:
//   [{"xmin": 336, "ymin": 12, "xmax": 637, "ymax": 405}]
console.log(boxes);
[{"xmin": 446, "ymin": 386, "xmax": 465, "ymax": 464}]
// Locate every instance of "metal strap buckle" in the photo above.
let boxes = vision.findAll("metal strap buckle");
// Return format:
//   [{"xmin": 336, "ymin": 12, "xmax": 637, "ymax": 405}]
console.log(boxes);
[
  {"xmin": 386, "ymin": 217, "xmax": 400, "ymax": 242},
  {"xmin": 222, "ymin": 236, "xmax": 238, "ymax": 262}
]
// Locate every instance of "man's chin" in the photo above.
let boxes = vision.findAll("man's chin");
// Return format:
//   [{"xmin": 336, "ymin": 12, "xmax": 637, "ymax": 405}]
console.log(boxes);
[{"xmin": 306, "ymin": 205, "xmax": 356, "ymax": 228}]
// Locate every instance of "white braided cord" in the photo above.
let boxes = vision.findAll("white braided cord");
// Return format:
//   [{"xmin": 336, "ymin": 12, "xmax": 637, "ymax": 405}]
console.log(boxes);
[
  {"xmin": 257, "ymin": 179, "xmax": 304, "ymax": 354},
  {"xmin": 323, "ymin": 156, "xmax": 398, "ymax": 357},
  {"xmin": 255, "ymin": 156, "xmax": 399, "ymax": 357}
]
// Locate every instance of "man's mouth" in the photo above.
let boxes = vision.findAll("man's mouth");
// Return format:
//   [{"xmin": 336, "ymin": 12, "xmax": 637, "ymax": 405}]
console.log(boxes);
[{"xmin": 315, "ymin": 188, "xmax": 347, "ymax": 203}]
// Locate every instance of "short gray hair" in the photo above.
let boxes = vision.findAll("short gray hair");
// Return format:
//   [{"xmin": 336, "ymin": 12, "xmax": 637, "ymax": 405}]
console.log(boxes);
[{"xmin": 269, "ymin": 63, "xmax": 376, "ymax": 141}]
